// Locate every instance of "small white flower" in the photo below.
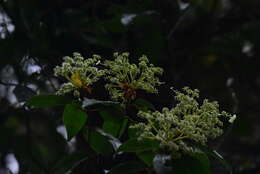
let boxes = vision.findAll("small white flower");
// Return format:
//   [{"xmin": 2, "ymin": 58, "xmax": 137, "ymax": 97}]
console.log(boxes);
[
  {"xmin": 96, "ymin": 60, "xmax": 101, "ymax": 65},
  {"xmin": 229, "ymin": 114, "xmax": 237, "ymax": 123}
]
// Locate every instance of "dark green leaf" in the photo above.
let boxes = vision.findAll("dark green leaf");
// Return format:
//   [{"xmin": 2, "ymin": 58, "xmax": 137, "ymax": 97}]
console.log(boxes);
[
  {"xmin": 102, "ymin": 121, "xmax": 121, "ymax": 137},
  {"xmin": 172, "ymin": 150, "xmax": 211, "ymax": 174},
  {"xmin": 128, "ymin": 127, "xmax": 139, "ymax": 139},
  {"xmin": 133, "ymin": 98, "xmax": 155, "ymax": 111},
  {"xmin": 208, "ymin": 150, "xmax": 232, "ymax": 173},
  {"xmin": 108, "ymin": 161, "xmax": 145, "ymax": 174},
  {"xmin": 118, "ymin": 138, "xmax": 159, "ymax": 152},
  {"xmin": 27, "ymin": 95, "xmax": 71, "ymax": 107},
  {"xmin": 197, "ymin": 145, "xmax": 232, "ymax": 173},
  {"xmin": 63, "ymin": 103, "xmax": 87, "ymax": 140},
  {"xmin": 51, "ymin": 153, "xmax": 88, "ymax": 174},
  {"xmin": 189, "ymin": 149, "xmax": 211, "ymax": 173},
  {"xmin": 137, "ymin": 150, "xmax": 156, "ymax": 166},
  {"xmin": 99, "ymin": 106, "xmax": 125, "ymax": 137},
  {"xmin": 84, "ymin": 128, "xmax": 114, "ymax": 154},
  {"xmin": 118, "ymin": 118, "xmax": 128, "ymax": 138}
]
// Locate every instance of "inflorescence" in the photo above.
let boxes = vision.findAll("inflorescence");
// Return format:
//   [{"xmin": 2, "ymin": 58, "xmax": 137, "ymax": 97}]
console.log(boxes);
[
  {"xmin": 54, "ymin": 52, "xmax": 163, "ymax": 102},
  {"xmin": 53, "ymin": 52, "xmax": 105, "ymax": 97},
  {"xmin": 54, "ymin": 52, "xmax": 236, "ymax": 152},
  {"xmin": 104, "ymin": 52, "xmax": 163, "ymax": 102},
  {"xmin": 131, "ymin": 87, "xmax": 236, "ymax": 152}
]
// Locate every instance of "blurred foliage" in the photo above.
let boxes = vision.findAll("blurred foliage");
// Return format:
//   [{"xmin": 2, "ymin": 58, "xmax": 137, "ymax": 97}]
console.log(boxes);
[{"xmin": 0, "ymin": 0, "xmax": 260, "ymax": 173}]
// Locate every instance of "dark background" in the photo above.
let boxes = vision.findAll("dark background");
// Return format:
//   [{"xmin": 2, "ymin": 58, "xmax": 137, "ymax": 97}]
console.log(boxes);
[{"xmin": 0, "ymin": 0, "xmax": 260, "ymax": 173}]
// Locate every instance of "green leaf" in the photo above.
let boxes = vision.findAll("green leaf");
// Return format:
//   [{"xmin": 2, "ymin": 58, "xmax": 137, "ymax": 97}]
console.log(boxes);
[
  {"xmin": 172, "ymin": 150, "xmax": 211, "ymax": 174},
  {"xmin": 51, "ymin": 153, "xmax": 88, "ymax": 174},
  {"xmin": 189, "ymin": 149, "xmax": 211, "ymax": 173},
  {"xmin": 84, "ymin": 128, "xmax": 114, "ymax": 154},
  {"xmin": 118, "ymin": 138, "xmax": 159, "ymax": 152},
  {"xmin": 99, "ymin": 106, "xmax": 126, "ymax": 137},
  {"xmin": 128, "ymin": 127, "xmax": 139, "ymax": 139},
  {"xmin": 118, "ymin": 118, "xmax": 128, "ymax": 138},
  {"xmin": 133, "ymin": 98, "xmax": 155, "ymax": 111},
  {"xmin": 208, "ymin": 150, "xmax": 232, "ymax": 173},
  {"xmin": 197, "ymin": 145, "xmax": 232, "ymax": 173},
  {"xmin": 63, "ymin": 103, "xmax": 87, "ymax": 140},
  {"xmin": 137, "ymin": 150, "xmax": 156, "ymax": 166},
  {"xmin": 108, "ymin": 161, "xmax": 145, "ymax": 174},
  {"xmin": 27, "ymin": 95, "xmax": 71, "ymax": 107},
  {"xmin": 102, "ymin": 121, "xmax": 121, "ymax": 137}
]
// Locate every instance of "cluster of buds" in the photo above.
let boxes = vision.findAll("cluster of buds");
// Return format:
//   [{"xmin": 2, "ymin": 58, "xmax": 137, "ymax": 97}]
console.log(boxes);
[
  {"xmin": 53, "ymin": 52, "xmax": 105, "ymax": 98},
  {"xmin": 104, "ymin": 52, "xmax": 163, "ymax": 102},
  {"xmin": 131, "ymin": 87, "xmax": 236, "ymax": 152},
  {"xmin": 54, "ymin": 52, "xmax": 163, "ymax": 102}
]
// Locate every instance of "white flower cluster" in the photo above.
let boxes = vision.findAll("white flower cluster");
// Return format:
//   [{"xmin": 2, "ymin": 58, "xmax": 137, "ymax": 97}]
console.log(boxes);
[
  {"xmin": 104, "ymin": 52, "xmax": 163, "ymax": 102},
  {"xmin": 53, "ymin": 52, "xmax": 105, "ymax": 97},
  {"xmin": 131, "ymin": 87, "xmax": 236, "ymax": 152},
  {"xmin": 53, "ymin": 52, "xmax": 163, "ymax": 101}
]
